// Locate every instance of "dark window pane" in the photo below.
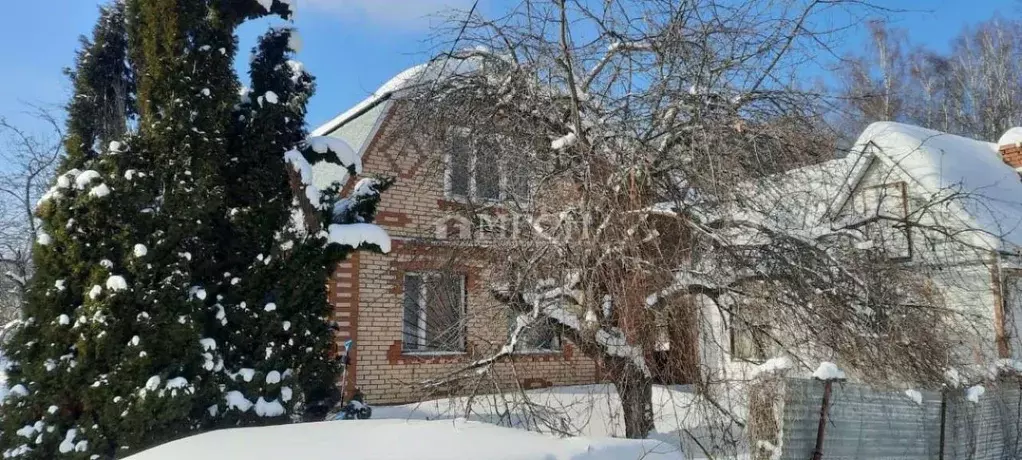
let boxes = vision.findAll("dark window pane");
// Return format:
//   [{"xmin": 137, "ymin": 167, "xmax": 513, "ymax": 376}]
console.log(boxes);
[
  {"xmin": 504, "ymin": 154, "xmax": 531, "ymax": 203},
  {"xmin": 507, "ymin": 172, "xmax": 530, "ymax": 202},
  {"xmin": 402, "ymin": 275, "xmax": 423, "ymax": 350},
  {"xmin": 424, "ymin": 274, "xmax": 465, "ymax": 351},
  {"xmin": 475, "ymin": 140, "xmax": 501, "ymax": 200},
  {"xmin": 449, "ymin": 137, "xmax": 471, "ymax": 197},
  {"xmin": 508, "ymin": 312, "xmax": 561, "ymax": 351}
]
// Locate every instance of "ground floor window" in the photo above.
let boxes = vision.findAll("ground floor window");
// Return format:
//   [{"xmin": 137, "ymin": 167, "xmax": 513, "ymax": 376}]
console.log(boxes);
[
  {"xmin": 508, "ymin": 312, "xmax": 561, "ymax": 352},
  {"xmin": 402, "ymin": 272, "xmax": 466, "ymax": 352},
  {"xmin": 730, "ymin": 307, "xmax": 772, "ymax": 362}
]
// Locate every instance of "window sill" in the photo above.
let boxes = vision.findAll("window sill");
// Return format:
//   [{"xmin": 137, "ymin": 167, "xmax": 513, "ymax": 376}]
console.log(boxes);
[
  {"xmin": 388, "ymin": 342, "xmax": 470, "ymax": 365},
  {"xmin": 439, "ymin": 196, "xmax": 530, "ymax": 210},
  {"xmin": 400, "ymin": 350, "xmax": 467, "ymax": 357},
  {"xmin": 439, "ymin": 197, "xmax": 505, "ymax": 210},
  {"xmin": 512, "ymin": 349, "xmax": 563, "ymax": 355},
  {"xmin": 444, "ymin": 193, "xmax": 502, "ymax": 204},
  {"xmin": 729, "ymin": 357, "xmax": 766, "ymax": 365}
]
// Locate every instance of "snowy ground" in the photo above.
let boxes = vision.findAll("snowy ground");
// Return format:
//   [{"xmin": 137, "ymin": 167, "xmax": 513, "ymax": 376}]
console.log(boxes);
[
  {"xmin": 374, "ymin": 384, "xmax": 749, "ymax": 458},
  {"xmin": 128, "ymin": 384, "xmax": 749, "ymax": 460},
  {"xmin": 128, "ymin": 418, "xmax": 682, "ymax": 460}
]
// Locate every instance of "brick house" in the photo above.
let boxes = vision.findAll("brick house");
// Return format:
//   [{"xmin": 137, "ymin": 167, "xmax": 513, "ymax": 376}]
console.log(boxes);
[
  {"xmin": 309, "ymin": 65, "xmax": 602, "ymax": 405},
  {"xmin": 314, "ymin": 62, "xmax": 1022, "ymax": 403}
]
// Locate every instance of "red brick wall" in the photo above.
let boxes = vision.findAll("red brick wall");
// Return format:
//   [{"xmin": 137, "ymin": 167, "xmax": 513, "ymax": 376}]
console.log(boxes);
[
  {"xmin": 329, "ymin": 253, "xmax": 359, "ymax": 398},
  {"xmin": 1000, "ymin": 144, "xmax": 1022, "ymax": 169},
  {"xmin": 329, "ymin": 104, "xmax": 600, "ymax": 405}
]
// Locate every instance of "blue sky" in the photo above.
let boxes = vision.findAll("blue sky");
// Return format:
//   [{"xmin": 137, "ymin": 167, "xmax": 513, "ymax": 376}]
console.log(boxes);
[{"xmin": 0, "ymin": 0, "xmax": 1017, "ymax": 135}]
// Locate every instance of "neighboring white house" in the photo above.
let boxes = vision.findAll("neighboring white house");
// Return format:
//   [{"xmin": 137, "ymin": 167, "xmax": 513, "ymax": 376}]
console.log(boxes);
[{"xmin": 703, "ymin": 121, "xmax": 1022, "ymax": 381}]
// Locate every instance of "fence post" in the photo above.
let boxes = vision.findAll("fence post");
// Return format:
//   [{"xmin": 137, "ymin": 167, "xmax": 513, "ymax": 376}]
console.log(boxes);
[
  {"xmin": 812, "ymin": 379, "xmax": 834, "ymax": 460},
  {"xmin": 938, "ymin": 388, "xmax": 947, "ymax": 460}
]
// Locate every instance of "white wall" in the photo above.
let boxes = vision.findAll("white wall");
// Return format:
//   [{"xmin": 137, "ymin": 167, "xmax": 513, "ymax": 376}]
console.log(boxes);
[{"xmin": 699, "ymin": 156, "xmax": 1003, "ymax": 382}]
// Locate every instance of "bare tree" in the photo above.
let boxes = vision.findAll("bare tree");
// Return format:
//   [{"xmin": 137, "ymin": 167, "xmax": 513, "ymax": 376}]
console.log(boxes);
[
  {"xmin": 837, "ymin": 20, "xmax": 911, "ymax": 131},
  {"xmin": 0, "ymin": 108, "xmax": 63, "ymax": 326},
  {"xmin": 942, "ymin": 19, "xmax": 1022, "ymax": 141},
  {"xmin": 385, "ymin": 0, "xmax": 991, "ymax": 450},
  {"xmin": 839, "ymin": 17, "xmax": 1022, "ymax": 142}
]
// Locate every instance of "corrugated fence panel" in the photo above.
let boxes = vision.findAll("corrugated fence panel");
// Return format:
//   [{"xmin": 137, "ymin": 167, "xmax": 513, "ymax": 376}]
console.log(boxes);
[
  {"xmin": 944, "ymin": 383, "xmax": 1022, "ymax": 460},
  {"xmin": 779, "ymin": 379, "xmax": 942, "ymax": 460}
]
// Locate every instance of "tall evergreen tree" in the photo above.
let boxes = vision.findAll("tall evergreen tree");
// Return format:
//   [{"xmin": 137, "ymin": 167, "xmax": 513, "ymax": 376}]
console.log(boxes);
[
  {"xmin": 0, "ymin": 1, "xmax": 390, "ymax": 457},
  {"xmin": 63, "ymin": 3, "xmax": 134, "ymax": 165},
  {"xmin": 209, "ymin": 24, "xmax": 392, "ymax": 425}
]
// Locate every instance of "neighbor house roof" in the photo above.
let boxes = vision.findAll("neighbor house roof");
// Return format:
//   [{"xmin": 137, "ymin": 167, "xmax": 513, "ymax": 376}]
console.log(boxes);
[
  {"xmin": 744, "ymin": 154, "xmax": 861, "ymax": 232},
  {"xmin": 741, "ymin": 121, "xmax": 1022, "ymax": 253},
  {"xmin": 836, "ymin": 122, "xmax": 1022, "ymax": 251}
]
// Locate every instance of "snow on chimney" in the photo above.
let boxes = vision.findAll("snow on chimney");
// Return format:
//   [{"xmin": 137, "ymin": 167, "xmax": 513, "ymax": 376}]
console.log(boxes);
[{"xmin": 998, "ymin": 128, "xmax": 1022, "ymax": 171}]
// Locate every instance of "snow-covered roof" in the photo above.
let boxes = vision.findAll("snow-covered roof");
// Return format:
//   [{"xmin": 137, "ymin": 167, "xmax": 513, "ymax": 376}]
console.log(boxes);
[
  {"xmin": 744, "ymin": 154, "xmax": 861, "ymax": 231},
  {"xmin": 847, "ymin": 121, "xmax": 1022, "ymax": 251},
  {"xmin": 309, "ymin": 55, "xmax": 486, "ymax": 190},
  {"xmin": 998, "ymin": 127, "xmax": 1022, "ymax": 148},
  {"xmin": 311, "ymin": 55, "xmax": 484, "ymax": 139}
]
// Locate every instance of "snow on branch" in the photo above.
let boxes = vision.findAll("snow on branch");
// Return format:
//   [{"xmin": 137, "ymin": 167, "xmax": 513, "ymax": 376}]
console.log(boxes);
[
  {"xmin": 644, "ymin": 270, "xmax": 722, "ymax": 307},
  {"xmin": 3, "ymin": 271, "xmax": 25, "ymax": 287},
  {"xmin": 326, "ymin": 223, "xmax": 391, "ymax": 253},
  {"xmin": 551, "ymin": 132, "xmax": 578, "ymax": 150},
  {"xmin": 595, "ymin": 328, "xmax": 650, "ymax": 377},
  {"xmin": 607, "ymin": 41, "xmax": 654, "ymax": 53},
  {"xmin": 306, "ymin": 136, "xmax": 362, "ymax": 173},
  {"xmin": 530, "ymin": 278, "xmax": 650, "ymax": 377},
  {"xmin": 284, "ymin": 149, "xmax": 321, "ymax": 210},
  {"xmin": 582, "ymin": 40, "xmax": 655, "ymax": 90}
]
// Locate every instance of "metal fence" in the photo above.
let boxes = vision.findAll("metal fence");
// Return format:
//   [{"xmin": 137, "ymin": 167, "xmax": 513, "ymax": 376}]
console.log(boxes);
[{"xmin": 748, "ymin": 377, "xmax": 1022, "ymax": 460}]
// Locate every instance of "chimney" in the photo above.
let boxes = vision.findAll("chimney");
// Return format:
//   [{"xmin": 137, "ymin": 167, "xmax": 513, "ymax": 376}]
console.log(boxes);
[{"xmin": 998, "ymin": 128, "xmax": 1022, "ymax": 170}]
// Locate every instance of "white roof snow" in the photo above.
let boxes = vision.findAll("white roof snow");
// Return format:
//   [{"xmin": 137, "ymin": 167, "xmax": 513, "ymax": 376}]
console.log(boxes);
[
  {"xmin": 850, "ymin": 122, "xmax": 1022, "ymax": 251},
  {"xmin": 743, "ymin": 154, "xmax": 861, "ymax": 231},
  {"xmin": 998, "ymin": 127, "xmax": 1022, "ymax": 147},
  {"xmin": 309, "ymin": 54, "xmax": 486, "ymax": 189},
  {"xmin": 312, "ymin": 55, "xmax": 483, "ymax": 139}
]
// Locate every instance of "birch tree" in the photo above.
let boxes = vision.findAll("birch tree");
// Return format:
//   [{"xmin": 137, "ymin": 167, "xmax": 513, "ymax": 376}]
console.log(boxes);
[{"xmin": 838, "ymin": 18, "xmax": 1022, "ymax": 142}]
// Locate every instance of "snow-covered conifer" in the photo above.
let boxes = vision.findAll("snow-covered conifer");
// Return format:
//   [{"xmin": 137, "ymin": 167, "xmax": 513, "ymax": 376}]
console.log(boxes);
[{"xmin": 0, "ymin": 0, "xmax": 390, "ymax": 457}]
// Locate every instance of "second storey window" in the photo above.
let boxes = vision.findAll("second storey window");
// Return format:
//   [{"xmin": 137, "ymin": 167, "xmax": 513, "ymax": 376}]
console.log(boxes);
[
  {"xmin": 853, "ymin": 181, "xmax": 911, "ymax": 260},
  {"xmin": 446, "ymin": 132, "xmax": 530, "ymax": 202},
  {"xmin": 402, "ymin": 272, "xmax": 466, "ymax": 353}
]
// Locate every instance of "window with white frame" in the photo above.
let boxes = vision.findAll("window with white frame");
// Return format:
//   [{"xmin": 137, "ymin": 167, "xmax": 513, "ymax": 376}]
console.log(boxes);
[
  {"xmin": 852, "ymin": 182, "xmax": 911, "ymax": 259},
  {"xmin": 508, "ymin": 312, "xmax": 561, "ymax": 352},
  {"xmin": 402, "ymin": 272, "xmax": 466, "ymax": 353},
  {"xmin": 446, "ymin": 132, "xmax": 531, "ymax": 202},
  {"xmin": 729, "ymin": 305, "xmax": 772, "ymax": 363}
]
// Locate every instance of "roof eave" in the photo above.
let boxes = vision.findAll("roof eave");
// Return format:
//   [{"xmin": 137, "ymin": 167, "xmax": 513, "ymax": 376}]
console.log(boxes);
[{"xmin": 312, "ymin": 92, "xmax": 395, "ymax": 137}]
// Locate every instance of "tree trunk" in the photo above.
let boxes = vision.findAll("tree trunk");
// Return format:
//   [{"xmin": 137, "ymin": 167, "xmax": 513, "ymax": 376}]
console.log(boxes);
[
  {"xmin": 548, "ymin": 319, "xmax": 656, "ymax": 439},
  {"xmin": 615, "ymin": 362, "xmax": 655, "ymax": 439}
]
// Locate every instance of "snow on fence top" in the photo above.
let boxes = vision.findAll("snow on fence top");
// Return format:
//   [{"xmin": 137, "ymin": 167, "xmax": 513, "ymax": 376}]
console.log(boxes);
[
  {"xmin": 812, "ymin": 361, "xmax": 846, "ymax": 381},
  {"xmin": 966, "ymin": 384, "xmax": 985, "ymax": 403}
]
